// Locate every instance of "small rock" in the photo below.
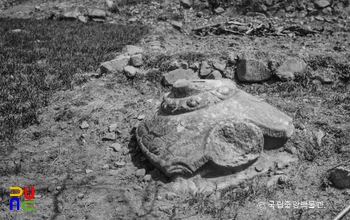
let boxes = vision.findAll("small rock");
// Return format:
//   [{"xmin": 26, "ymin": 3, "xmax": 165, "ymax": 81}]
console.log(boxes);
[
  {"xmin": 285, "ymin": 146, "xmax": 298, "ymax": 155},
  {"xmin": 168, "ymin": 60, "xmax": 181, "ymax": 71},
  {"xmin": 80, "ymin": 121, "xmax": 89, "ymax": 129},
  {"xmin": 314, "ymin": 130, "xmax": 325, "ymax": 147},
  {"xmin": 102, "ymin": 164, "xmax": 109, "ymax": 170},
  {"xmin": 329, "ymin": 167, "xmax": 350, "ymax": 189},
  {"xmin": 189, "ymin": 62, "xmax": 200, "ymax": 71},
  {"xmin": 213, "ymin": 61, "xmax": 226, "ymax": 72},
  {"xmin": 277, "ymin": 175, "xmax": 288, "ymax": 185},
  {"xmin": 100, "ymin": 54, "xmax": 130, "ymax": 74},
  {"xmin": 63, "ymin": 10, "xmax": 79, "ymax": 20},
  {"xmin": 77, "ymin": 193, "xmax": 84, "ymax": 199},
  {"xmin": 255, "ymin": 166, "xmax": 264, "ymax": 172},
  {"xmin": 77, "ymin": 15, "xmax": 87, "ymax": 23},
  {"xmin": 180, "ymin": 61, "xmax": 189, "ymax": 69},
  {"xmin": 180, "ymin": 0, "xmax": 192, "ymax": 9},
  {"xmin": 315, "ymin": 15, "xmax": 324, "ymax": 21},
  {"xmin": 314, "ymin": 0, "xmax": 330, "ymax": 9},
  {"xmin": 274, "ymin": 170, "xmax": 285, "ymax": 175},
  {"xmin": 199, "ymin": 61, "xmax": 212, "ymax": 77},
  {"xmin": 102, "ymin": 132, "xmax": 116, "ymax": 141},
  {"xmin": 122, "ymin": 45, "xmax": 143, "ymax": 56},
  {"xmin": 266, "ymin": 176, "xmax": 280, "ymax": 188},
  {"xmin": 276, "ymin": 58, "xmax": 307, "ymax": 81},
  {"xmin": 115, "ymin": 161, "xmax": 126, "ymax": 167},
  {"xmin": 86, "ymin": 169, "xmax": 94, "ymax": 174},
  {"xmin": 130, "ymin": 54, "xmax": 143, "ymax": 67},
  {"xmin": 162, "ymin": 69, "xmax": 199, "ymax": 86},
  {"xmin": 108, "ymin": 169, "xmax": 119, "ymax": 175},
  {"xmin": 187, "ymin": 180, "xmax": 198, "ymax": 196},
  {"xmin": 136, "ymin": 168, "xmax": 146, "ymax": 178},
  {"xmin": 236, "ymin": 59, "xmax": 271, "ymax": 82},
  {"xmin": 223, "ymin": 67, "xmax": 235, "ymax": 79},
  {"xmin": 137, "ymin": 114, "xmax": 145, "ymax": 120},
  {"xmin": 109, "ymin": 143, "xmax": 122, "ymax": 152},
  {"xmin": 109, "ymin": 123, "xmax": 118, "ymax": 132},
  {"xmin": 87, "ymin": 8, "xmax": 107, "ymax": 19},
  {"xmin": 170, "ymin": 21, "xmax": 183, "ymax": 30},
  {"xmin": 214, "ymin": 7, "xmax": 225, "ymax": 14},
  {"xmin": 124, "ymin": 65, "xmax": 137, "ymax": 78},
  {"xmin": 165, "ymin": 192, "xmax": 177, "ymax": 200},
  {"xmin": 206, "ymin": 70, "xmax": 222, "ymax": 79},
  {"xmin": 143, "ymin": 174, "xmax": 152, "ymax": 182}
]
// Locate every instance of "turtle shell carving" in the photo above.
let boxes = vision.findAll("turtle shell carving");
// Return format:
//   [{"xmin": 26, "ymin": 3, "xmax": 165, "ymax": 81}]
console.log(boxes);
[{"xmin": 136, "ymin": 79, "xmax": 294, "ymax": 178}]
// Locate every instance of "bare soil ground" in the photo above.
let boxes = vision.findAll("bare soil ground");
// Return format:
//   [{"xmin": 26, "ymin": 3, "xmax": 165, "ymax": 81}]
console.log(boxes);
[{"xmin": 0, "ymin": 0, "xmax": 350, "ymax": 220}]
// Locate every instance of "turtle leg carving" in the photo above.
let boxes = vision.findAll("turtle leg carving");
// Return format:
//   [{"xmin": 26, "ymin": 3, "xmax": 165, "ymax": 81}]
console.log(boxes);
[{"xmin": 201, "ymin": 119, "xmax": 264, "ymax": 178}]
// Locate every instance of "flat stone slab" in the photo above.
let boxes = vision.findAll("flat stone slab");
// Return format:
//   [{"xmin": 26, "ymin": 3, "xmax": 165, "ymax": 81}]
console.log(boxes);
[{"xmin": 136, "ymin": 79, "xmax": 295, "ymax": 185}]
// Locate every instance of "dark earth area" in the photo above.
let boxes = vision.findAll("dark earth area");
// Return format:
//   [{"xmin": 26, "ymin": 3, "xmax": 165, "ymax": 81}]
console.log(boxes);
[{"xmin": 0, "ymin": 0, "xmax": 350, "ymax": 219}]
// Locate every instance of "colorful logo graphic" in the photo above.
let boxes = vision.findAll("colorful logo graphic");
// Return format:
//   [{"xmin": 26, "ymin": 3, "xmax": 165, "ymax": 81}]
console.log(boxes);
[{"xmin": 9, "ymin": 186, "xmax": 35, "ymax": 211}]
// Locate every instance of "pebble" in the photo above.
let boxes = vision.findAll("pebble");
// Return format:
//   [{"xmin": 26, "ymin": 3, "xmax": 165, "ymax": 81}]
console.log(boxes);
[
  {"xmin": 86, "ymin": 169, "xmax": 94, "ymax": 174},
  {"xmin": 115, "ymin": 161, "xmax": 126, "ymax": 167},
  {"xmin": 80, "ymin": 121, "xmax": 89, "ymax": 129},
  {"xmin": 102, "ymin": 164, "xmax": 109, "ymax": 170},
  {"xmin": 110, "ymin": 143, "xmax": 122, "ymax": 152},
  {"xmin": 102, "ymin": 132, "xmax": 116, "ymax": 141},
  {"xmin": 136, "ymin": 168, "xmax": 146, "ymax": 178},
  {"xmin": 137, "ymin": 114, "xmax": 145, "ymax": 120},
  {"xmin": 109, "ymin": 123, "xmax": 118, "ymax": 132},
  {"xmin": 143, "ymin": 174, "xmax": 152, "ymax": 182}
]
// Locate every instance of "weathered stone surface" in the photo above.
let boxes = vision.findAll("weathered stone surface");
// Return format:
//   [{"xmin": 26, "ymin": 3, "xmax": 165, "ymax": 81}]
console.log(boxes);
[
  {"xmin": 136, "ymin": 79, "xmax": 294, "ymax": 180},
  {"xmin": 122, "ymin": 45, "xmax": 143, "ymax": 56},
  {"xmin": 200, "ymin": 61, "xmax": 212, "ymax": 77},
  {"xmin": 276, "ymin": 58, "xmax": 307, "ymax": 81},
  {"xmin": 78, "ymin": 15, "xmax": 87, "ymax": 23},
  {"xmin": 170, "ymin": 21, "xmax": 183, "ymax": 30},
  {"xmin": 100, "ymin": 54, "xmax": 130, "ymax": 74},
  {"xmin": 329, "ymin": 167, "xmax": 350, "ymax": 189},
  {"xmin": 168, "ymin": 60, "xmax": 180, "ymax": 71},
  {"xmin": 162, "ymin": 69, "xmax": 199, "ymax": 86},
  {"xmin": 87, "ymin": 8, "xmax": 107, "ymax": 19},
  {"xmin": 213, "ymin": 61, "xmax": 226, "ymax": 72},
  {"xmin": 236, "ymin": 59, "xmax": 271, "ymax": 82},
  {"xmin": 130, "ymin": 54, "xmax": 143, "ymax": 67}
]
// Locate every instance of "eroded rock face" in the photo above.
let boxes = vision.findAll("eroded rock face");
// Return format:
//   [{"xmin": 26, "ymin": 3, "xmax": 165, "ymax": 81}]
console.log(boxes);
[{"xmin": 136, "ymin": 79, "xmax": 294, "ymax": 182}]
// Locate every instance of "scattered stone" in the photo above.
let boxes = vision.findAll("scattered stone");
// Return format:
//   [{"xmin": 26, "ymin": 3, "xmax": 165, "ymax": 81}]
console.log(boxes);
[
  {"xmin": 285, "ymin": 146, "xmax": 298, "ymax": 155},
  {"xmin": 214, "ymin": 7, "xmax": 225, "ymax": 14},
  {"xmin": 63, "ymin": 10, "xmax": 79, "ymax": 20},
  {"xmin": 170, "ymin": 21, "xmax": 183, "ymax": 30},
  {"xmin": 180, "ymin": 0, "xmax": 192, "ymax": 9},
  {"xmin": 206, "ymin": 70, "xmax": 222, "ymax": 79},
  {"xmin": 180, "ymin": 61, "xmax": 189, "ymax": 69},
  {"xmin": 223, "ymin": 67, "xmax": 235, "ymax": 79},
  {"xmin": 168, "ymin": 60, "xmax": 180, "ymax": 71},
  {"xmin": 165, "ymin": 192, "xmax": 177, "ymax": 200},
  {"xmin": 314, "ymin": 0, "xmax": 330, "ymax": 9},
  {"xmin": 87, "ymin": 8, "xmax": 107, "ymax": 19},
  {"xmin": 77, "ymin": 193, "xmax": 84, "ymax": 199},
  {"xmin": 266, "ymin": 176, "xmax": 280, "ymax": 188},
  {"xmin": 105, "ymin": 0, "xmax": 114, "ymax": 9},
  {"xmin": 329, "ymin": 167, "xmax": 350, "ymax": 189},
  {"xmin": 236, "ymin": 59, "xmax": 271, "ymax": 82},
  {"xmin": 115, "ymin": 161, "xmax": 126, "ymax": 167},
  {"xmin": 200, "ymin": 61, "xmax": 212, "ymax": 77},
  {"xmin": 109, "ymin": 123, "xmax": 118, "ymax": 132},
  {"xmin": 315, "ymin": 15, "xmax": 324, "ymax": 21},
  {"xmin": 213, "ymin": 61, "xmax": 226, "ymax": 72},
  {"xmin": 110, "ymin": 143, "xmax": 122, "ymax": 152},
  {"xmin": 124, "ymin": 65, "xmax": 137, "ymax": 78},
  {"xmin": 274, "ymin": 170, "xmax": 285, "ymax": 175},
  {"xmin": 77, "ymin": 15, "xmax": 87, "ymax": 23},
  {"xmin": 102, "ymin": 132, "xmax": 116, "ymax": 141},
  {"xmin": 100, "ymin": 54, "xmax": 130, "ymax": 74},
  {"xmin": 162, "ymin": 69, "xmax": 199, "ymax": 86},
  {"xmin": 136, "ymin": 168, "xmax": 146, "ymax": 178},
  {"xmin": 314, "ymin": 130, "xmax": 325, "ymax": 147},
  {"xmin": 122, "ymin": 45, "xmax": 143, "ymax": 56},
  {"xmin": 189, "ymin": 62, "xmax": 200, "ymax": 71},
  {"xmin": 187, "ymin": 180, "xmax": 198, "ymax": 196},
  {"xmin": 276, "ymin": 58, "xmax": 307, "ymax": 81},
  {"xmin": 85, "ymin": 169, "xmax": 94, "ymax": 174},
  {"xmin": 102, "ymin": 164, "xmax": 109, "ymax": 170},
  {"xmin": 80, "ymin": 121, "xmax": 89, "ymax": 129},
  {"xmin": 144, "ymin": 174, "xmax": 152, "ymax": 182},
  {"xmin": 137, "ymin": 114, "xmax": 145, "ymax": 120},
  {"xmin": 255, "ymin": 166, "xmax": 264, "ymax": 172},
  {"xmin": 130, "ymin": 54, "xmax": 143, "ymax": 67},
  {"xmin": 277, "ymin": 175, "xmax": 288, "ymax": 185}
]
